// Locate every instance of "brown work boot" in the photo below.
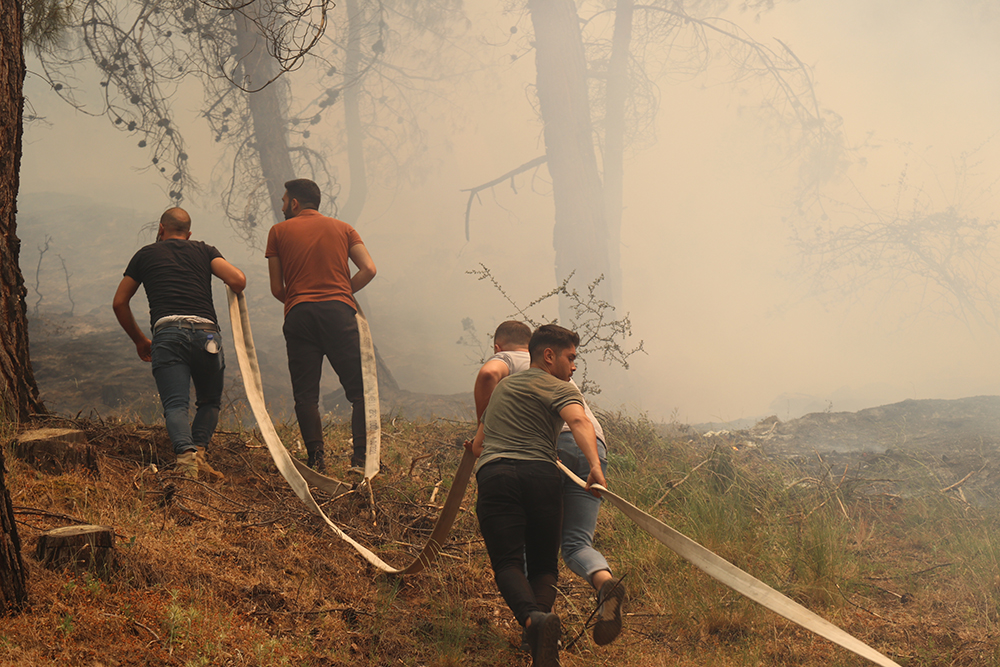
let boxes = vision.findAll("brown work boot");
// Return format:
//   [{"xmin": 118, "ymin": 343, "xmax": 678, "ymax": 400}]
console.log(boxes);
[
  {"xmin": 195, "ymin": 446, "xmax": 225, "ymax": 482},
  {"xmin": 175, "ymin": 449, "xmax": 198, "ymax": 479}
]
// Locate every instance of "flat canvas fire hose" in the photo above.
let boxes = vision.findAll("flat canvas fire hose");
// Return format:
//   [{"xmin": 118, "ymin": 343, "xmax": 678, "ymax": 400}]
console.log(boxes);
[
  {"xmin": 226, "ymin": 288, "xmax": 474, "ymax": 575},
  {"xmin": 557, "ymin": 461, "xmax": 900, "ymax": 667},
  {"xmin": 227, "ymin": 289, "xmax": 898, "ymax": 664}
]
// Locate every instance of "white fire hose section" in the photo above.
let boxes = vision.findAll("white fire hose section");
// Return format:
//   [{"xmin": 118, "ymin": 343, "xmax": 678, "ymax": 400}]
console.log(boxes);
[
  {"xmin": 355, "ymin": 301, "xmax": 382, "ymax": 480},
  {"xmin": 227, "ymin": 288, "xmax": 898, "ymax": 664},
  {"xmin": 557, "ymin": 461, "xmax": 900, "ymax": 667},
  {"xmin": 226, "ymin": 288, "xmax": 474, "ymax": 575}
]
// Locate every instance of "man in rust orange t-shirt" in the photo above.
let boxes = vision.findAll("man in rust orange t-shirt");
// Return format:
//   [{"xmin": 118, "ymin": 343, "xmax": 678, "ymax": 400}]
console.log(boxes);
[{"xmin": 265, "ymin": 178, "xmax": 377, "ymax": 472}]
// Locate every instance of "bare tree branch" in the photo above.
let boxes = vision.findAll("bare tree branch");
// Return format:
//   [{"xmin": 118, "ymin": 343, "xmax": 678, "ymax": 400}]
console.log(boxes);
[{"xmin": 460, "ymin": 155, "xmax": 547, "ymax": 240}]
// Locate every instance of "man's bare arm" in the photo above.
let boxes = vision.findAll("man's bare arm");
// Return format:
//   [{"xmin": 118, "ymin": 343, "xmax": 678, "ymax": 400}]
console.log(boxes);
[
  {"xmin": 559, "ymin": 402, "xmax": 605, "ymax": 494},
  {"xmin": 348, "ymin": 243, "xmax": 377, "ymax": 293},
  {"xmin": 464, "ymin": 421, "xmax": 487, "ymax": 458},
  {"xmin": 267, "ymin": 256, "xmax": 286, "ymax": 302},
  {"xmin": 211, "ymin": 257, "xmax": 247, "ymax": 294},
  {"xmin": 473, "ymin": 359, "xmax": 510, "ymax": 421},
  {"xmin": 112, "ymin": 276, "xmax": 152, "ymax": 362}
]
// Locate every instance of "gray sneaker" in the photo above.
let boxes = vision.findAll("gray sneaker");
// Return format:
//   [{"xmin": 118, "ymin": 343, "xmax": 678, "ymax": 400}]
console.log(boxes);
[{"xmin": 593, "ymin": 578, "xmax": 626, "ymax": 646}]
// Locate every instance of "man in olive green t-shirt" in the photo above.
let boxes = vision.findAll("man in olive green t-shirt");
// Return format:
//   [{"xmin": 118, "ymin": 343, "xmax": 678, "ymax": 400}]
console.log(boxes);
[{"xmin": 468, "ymin": 324, "xmax": 606, "ymax": 667}]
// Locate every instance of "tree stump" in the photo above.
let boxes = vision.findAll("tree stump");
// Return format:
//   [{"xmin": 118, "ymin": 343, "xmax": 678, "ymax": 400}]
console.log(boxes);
[
  {"xmin": 35, "ymin": 525, "xmax": 115, "ymax": 574},
  {"xmin": 13, "ymin": 428, "xmax": 98, "ymax": 475}
]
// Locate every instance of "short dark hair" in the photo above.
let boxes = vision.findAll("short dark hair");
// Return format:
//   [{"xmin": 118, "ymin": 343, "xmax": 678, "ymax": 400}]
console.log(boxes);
[
  {"xmin": 284, "ymin": 178, "xmax": 321, "ymax": 210},
  {"xmin": 494, "ymin": 321, "xmax": 531, "ymax": 349},
  {"xmin": 160, "ymin": 207, "xmax": 191, "ymax": 234},
  {"xmin": 528, "ymin": 324, "xmax": 580, "ymax": 363}
]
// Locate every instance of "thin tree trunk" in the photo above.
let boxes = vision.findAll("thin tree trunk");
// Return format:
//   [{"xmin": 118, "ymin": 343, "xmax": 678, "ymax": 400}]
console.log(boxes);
[
  {"xmin": 235, "ymin": 15, "xmax": 296, "ymax": 223},
  {"xmin": 0, "ymin": 0, "xmax": 31, "ymax": 612},
  {"xmin": 339, "ymin": 0, "xmax": 369, "ymax": 224},
  {"xmin": 603, "ymin": 0, "xmax": 634, "ymax": 310},
  {"xmin": 528, "ymin": 0, "xmax": 613, "ymax": 319}
]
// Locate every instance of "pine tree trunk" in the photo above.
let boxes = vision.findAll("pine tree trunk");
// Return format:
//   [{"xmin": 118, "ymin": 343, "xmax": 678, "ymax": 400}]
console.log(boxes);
[
  {"xmin": 528, "ymin": 0, "xmax": 613, "ymax": 317},
  {"xmin": 0, "ymin": 0, "xmax": 43, "ymax": 424},
  {"xmin": 0, "ymin": 0, "xmax": 33, "ymax": 613},
  {"xmin": 0, "ymin": 447, "xmax": 26, "ymax": 612}
]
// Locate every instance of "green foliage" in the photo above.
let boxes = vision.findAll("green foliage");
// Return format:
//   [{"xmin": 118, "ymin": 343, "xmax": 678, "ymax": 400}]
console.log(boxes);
[
  {"xmin": 58, "ymin": 612, "xmax": 74, "ymax": 636},
  {"xmin": 24, "ymin": 0, "xmax": 75, "ymax": 54},
  {"xmin": 164, "ymin": 590, "xmax": 203, "ymax": 648}
]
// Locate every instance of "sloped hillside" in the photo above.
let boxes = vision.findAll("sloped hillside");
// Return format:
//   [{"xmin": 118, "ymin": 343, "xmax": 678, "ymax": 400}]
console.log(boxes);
[{"xmin": 3, "ymin": 411, "xmax": 999, "ymax": 666}]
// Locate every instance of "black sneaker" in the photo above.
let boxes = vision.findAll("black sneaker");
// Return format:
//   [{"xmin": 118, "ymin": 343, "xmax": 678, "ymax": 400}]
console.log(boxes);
[
  {"xmin": 593, "ymin": 578, "xmax": 626, "ymax": 646},
  {"xmin": 526, "ymin": 611, "xmax": 561, "ymax": 667},
  {"xmin": 307, "ymin": 447, "xmax": 326, "ymax": 474}
]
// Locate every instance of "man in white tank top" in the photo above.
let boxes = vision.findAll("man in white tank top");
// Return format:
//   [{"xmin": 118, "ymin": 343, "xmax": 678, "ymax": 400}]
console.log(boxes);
[{"xmin": 471, "ymin": 321, "xmax": 626, "ymax": 648}]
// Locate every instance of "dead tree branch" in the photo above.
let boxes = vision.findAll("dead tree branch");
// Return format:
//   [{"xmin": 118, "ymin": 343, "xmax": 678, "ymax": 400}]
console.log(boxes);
[{"xmin": 461, "ymin": 155, "xmax": 547, "ymax": 240}]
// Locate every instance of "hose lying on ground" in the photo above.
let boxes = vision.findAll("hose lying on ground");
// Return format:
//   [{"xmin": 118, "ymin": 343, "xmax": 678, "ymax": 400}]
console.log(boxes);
[{"xmin": 228, "ymin": 287, "xmax": 899, "ymax": 665}]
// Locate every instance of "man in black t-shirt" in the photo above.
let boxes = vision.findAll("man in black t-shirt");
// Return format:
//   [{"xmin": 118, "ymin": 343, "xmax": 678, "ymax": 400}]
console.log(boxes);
[{"xmin": 113, "ymin": 208, "xmax": 246, "ymax": 479}]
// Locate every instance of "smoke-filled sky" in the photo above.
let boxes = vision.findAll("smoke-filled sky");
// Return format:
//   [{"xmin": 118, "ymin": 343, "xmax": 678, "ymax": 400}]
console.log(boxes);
[{"xmin": 18, "ymin": 0, "xmax": 1000, "ymax": 424}]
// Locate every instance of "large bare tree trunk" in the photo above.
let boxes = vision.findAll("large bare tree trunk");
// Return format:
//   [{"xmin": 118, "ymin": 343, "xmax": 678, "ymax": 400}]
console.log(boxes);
[
  {"xmin": 0, "ymin": 0, "xmax": 31, "ymax": 612},
  {"xmin": 235, "ymin": 15, "xmax": 296, "ymax": 223},
  {"xmin": 602, "ymin": 0, "xmax": 634, "ymax": 310},
  {"xmin": 338, "ymin": 0, "xmax": 369, "ymax": 224},
  {"xmin": 529, "ymin": 0, "xmax": 613, "ymax": 318}
]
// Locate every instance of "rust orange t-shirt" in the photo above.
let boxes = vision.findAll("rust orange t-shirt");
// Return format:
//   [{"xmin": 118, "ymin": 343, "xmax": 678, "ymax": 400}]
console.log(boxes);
[{"xmin": 264, "ymin": 210, "xmax": 364, "ymax": 317}]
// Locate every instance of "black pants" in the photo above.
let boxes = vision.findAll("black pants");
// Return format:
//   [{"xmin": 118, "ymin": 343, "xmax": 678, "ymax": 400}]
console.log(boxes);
[
  {"xmin": 283, "ymin": 300, "xmax": 366, "ymax": 464},
  {"xmin": 476, "ymin": 459, "xmax": 562, "ymax": 626}
]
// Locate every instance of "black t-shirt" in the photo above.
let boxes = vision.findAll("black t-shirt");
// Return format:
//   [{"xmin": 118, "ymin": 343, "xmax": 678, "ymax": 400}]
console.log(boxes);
[{"xmin": 123, "ymin": 239, "xmax": 223, "ymax": 329}]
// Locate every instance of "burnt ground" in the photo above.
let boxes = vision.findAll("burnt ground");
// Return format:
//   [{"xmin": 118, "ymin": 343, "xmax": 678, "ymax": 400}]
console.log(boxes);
[
  {"xmin": 28, "ymin": 309, "xmax": 1000, "ymax": 507},
  {"xmin": 681, "ymin": 396, "xmax": 1000, "ymax": 508},
  {"xmin": 27, "ymin": 310, "xmax": 474, "ymax": 426}
]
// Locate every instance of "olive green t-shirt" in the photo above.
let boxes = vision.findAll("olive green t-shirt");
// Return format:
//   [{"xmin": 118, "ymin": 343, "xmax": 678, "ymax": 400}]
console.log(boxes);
[{"xmin": 475, "ymin": 368, "xmax": 584, "ymax": 473}]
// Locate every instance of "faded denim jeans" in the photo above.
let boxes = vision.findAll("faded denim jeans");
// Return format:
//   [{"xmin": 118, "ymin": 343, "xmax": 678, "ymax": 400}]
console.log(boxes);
[
  {"xmin": 151, "ymin": 327, "xmax": 225, "ymax": 455},
  {"xmin": 557, "ymin": 432, "xmax": 611, "ymax": 581}
]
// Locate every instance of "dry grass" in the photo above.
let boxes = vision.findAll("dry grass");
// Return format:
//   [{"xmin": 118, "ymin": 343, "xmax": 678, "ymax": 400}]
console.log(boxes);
[{"xmin": 1, "ymin": 410, "xmax": 999, "ymax": 666}]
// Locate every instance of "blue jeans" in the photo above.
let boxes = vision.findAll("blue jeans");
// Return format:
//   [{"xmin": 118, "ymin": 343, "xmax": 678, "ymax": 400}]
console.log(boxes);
[
  {"xmin": 557, "ymin": 432, "xmax": 611, "ymax": 582},
  {"xmin": 151, "ymin": 327, "xmax": 225, "ymax": 455}
]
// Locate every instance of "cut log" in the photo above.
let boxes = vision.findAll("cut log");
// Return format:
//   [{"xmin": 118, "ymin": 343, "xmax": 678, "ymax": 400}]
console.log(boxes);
[
  {"xmin": 35, "ymin": 525, "xmax": 115, "ymax": 574},
  {"xmin": 13, "ymin": 428, "xmax": 98, "ymax": 475}
]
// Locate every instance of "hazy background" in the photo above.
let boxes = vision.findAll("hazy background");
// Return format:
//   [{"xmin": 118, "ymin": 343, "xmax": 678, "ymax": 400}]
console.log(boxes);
[{"xmin": 17, "ymin": 0, "xmax": 1000, "ymax": 425}]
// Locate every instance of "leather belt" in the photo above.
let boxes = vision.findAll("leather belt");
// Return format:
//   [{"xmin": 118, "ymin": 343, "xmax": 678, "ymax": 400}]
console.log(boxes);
[{"xmin": 153, "ymin": 321, "xmax": 219, "ymax": 335}]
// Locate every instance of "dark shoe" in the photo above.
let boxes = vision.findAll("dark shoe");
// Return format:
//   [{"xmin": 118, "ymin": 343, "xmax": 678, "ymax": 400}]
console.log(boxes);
[
  {"xmin": 593, "ymin": 578, "xmax": 626, "ymax": 646},
  {"xmin": 525, "ymin": 611, "xmax": 561, "ymax": 667},
  {"xmin": 307, "ymin": 447, "xmax": 327, "ymax": 474},
  {"xmin": 521, "ymin": 626, "xmax": 560, "ymax": 653}
]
